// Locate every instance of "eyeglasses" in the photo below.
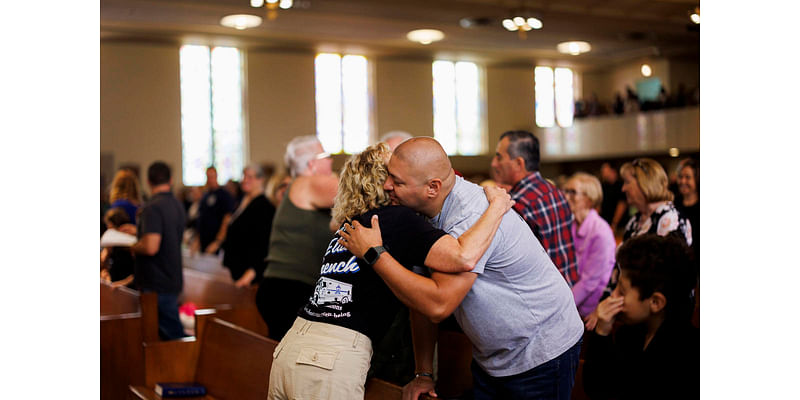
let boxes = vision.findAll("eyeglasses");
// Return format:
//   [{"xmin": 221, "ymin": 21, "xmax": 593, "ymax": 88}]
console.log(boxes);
[{"xmin": 315, "ymin": 152, "xmax": 332, "ymax": 160}]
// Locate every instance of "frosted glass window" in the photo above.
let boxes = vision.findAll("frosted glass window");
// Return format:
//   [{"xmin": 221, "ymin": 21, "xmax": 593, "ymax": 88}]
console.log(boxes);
[
  {"xmin": 315, "ymin": 53, "xmax": 371, "ymax": 154},
  {"xmin": 433, "ymin": 60, "xmax": 484, "ymax": 155},
  {"xmin": 341, "ymin": 55, "xmax": 369, "ymax": 154},
  {"xmin": 535, "ymin": 66, "xmax": 555, "ymax": 128},
  {"xmin": 179, "ymin": 45, "xmax": 244, "ymax": 186},
  {"xmin": 536, "ymin": 66, "xmax": 575, "ymax": 128},
  {"xmin": 555, "ymin": 68, "xmax": 574, "ymax": 127}
]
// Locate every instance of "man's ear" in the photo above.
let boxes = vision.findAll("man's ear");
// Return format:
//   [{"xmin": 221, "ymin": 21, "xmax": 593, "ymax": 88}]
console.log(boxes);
[
  {"xmin": 426, "ymin": 179, "xmax": 442, "ymax": 198},
  {"xmin": 649, "ymin": 292, "xmax": 667, "ymax": 313},
  {"xmin": 513, "ymin": 156, "xmax": 527, "ymax": 173}
]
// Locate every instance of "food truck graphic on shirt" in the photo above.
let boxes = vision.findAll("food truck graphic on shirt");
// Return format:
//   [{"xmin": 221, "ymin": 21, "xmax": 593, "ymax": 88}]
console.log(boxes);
[{"xmin": 311, "ymin": 277, "xmax": 353, "ymax": 306}]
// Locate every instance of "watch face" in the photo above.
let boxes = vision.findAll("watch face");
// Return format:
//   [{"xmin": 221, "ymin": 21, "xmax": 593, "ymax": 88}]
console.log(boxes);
[{"xmin": 364, "ymin": 248, "xmax": 378, "ymax": 265}]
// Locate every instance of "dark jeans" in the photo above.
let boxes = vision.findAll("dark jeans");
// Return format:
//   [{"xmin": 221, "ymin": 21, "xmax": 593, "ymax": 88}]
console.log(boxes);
[
  {"xmin": 256, "ymin": 278, "xmax": 314, "ymax": 341},
  {"xmin": 154, "ymin": 292, "xmax": 186, "ymax": 341},
  {"xmin": 471, "ymin": 339, "xmax": 582, "ymax": 400}
]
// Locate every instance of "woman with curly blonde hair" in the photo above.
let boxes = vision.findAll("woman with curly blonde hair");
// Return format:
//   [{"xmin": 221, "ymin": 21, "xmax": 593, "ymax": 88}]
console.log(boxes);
[
  {"xmin": 267, "ymin": 143, "xmax": 513, "ymax": 400},
  {"xmin": 109, "ymin": 169, "xmax": 141, "ymax": 224}
]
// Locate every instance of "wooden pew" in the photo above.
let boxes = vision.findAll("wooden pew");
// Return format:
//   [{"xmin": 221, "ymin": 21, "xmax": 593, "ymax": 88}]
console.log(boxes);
[
  {"xmin": 100, "ymin": 282, "xmax": 146, "ymax": 400},
  {"xmin": 436, "ymin": 329, "xmax": 474, "ymax": 399},
  {"xmin": 130, "ymin": 314, "xmax": 431, "ymax": 400},
  {"xmin": 129, "ymin": 314, "xmax": 277, "ymax": 399},
  {"xmin": 134, "ymin": 269, "xmax": 268, "ymax": 337},
  {"xmin": 102, "ymin": 268, "xmax": 267, "ymax": 400},
  {"xmin": 178, "ymin": 268, "xmax": 268, "ymax": 337},
  {"xmin": 182, "ymin": 250, "xmax": 231, "ymax": 281}
]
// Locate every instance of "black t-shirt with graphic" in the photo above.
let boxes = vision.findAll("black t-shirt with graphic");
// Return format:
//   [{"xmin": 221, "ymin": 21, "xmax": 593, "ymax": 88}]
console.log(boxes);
[{"xmin": 298, "ymin": 205, "xmax": 447, "ymax": 343}]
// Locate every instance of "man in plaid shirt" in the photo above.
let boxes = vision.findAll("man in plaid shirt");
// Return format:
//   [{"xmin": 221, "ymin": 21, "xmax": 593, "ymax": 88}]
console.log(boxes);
[{"xmin": 491, "ymin": 130, "xmax": 579, "ymax": 287}]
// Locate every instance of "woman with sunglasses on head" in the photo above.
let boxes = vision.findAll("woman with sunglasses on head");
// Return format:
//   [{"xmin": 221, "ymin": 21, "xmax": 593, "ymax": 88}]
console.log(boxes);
[{"xmin": 619, "ymin": 158, "xmax": 691, "ymax": 245}]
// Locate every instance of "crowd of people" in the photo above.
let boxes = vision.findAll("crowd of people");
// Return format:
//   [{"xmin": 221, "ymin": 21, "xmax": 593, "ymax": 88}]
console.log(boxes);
[
  {"xmin": 100, "ymin": 130, "xmax": 699, "ymax": 399},
  {"xmin": 575, "ymin": 83, "xmax": 700, "ymax": 119}
]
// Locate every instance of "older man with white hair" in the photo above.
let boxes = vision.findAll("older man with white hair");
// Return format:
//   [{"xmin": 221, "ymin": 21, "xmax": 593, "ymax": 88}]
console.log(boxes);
[
  {"xmin": 256, "ymin": 135, "xmax": 339, "ymax": 341},
  {"xmin": 379, "ymin": 130, "xmax": 413, "ymax": 151}
]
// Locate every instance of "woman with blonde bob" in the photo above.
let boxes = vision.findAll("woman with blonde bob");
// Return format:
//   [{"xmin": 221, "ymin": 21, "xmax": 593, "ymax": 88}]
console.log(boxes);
[
  {"xmin": 563, "ymin": 172, "xmax": 617, "ymax": 318},
  {"xmin": 267, "ymin": 143, "xmax": 513, "ymax": 400},
  {"xmin": 619, "ymin": 158, "xmax": 692, "ymax": 245}
]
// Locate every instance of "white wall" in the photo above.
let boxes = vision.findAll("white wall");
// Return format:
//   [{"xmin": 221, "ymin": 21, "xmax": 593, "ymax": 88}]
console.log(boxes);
[
  {"xmin": 247, "ymin": 51, "xmax": 317, "ymax": 169},
  {"xmin": 100, "ymin": 42, "xmax": 182, "ymax": 182}
]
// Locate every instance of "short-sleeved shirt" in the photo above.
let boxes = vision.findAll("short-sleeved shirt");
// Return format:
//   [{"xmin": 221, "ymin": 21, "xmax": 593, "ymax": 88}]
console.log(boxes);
[
  {"xmin": 196, "ymin": 187, "xmax": 235, "ymax": 251},
  {"xmin": 298, "ymin": 206, "xmax": 446, "ymax": 343},
  {"xmin": 509, "ymin": 172, "xmax": 579, "ymax": 287},
  {"xmin": 430, "ymin": 176, "xmax": 584, "ymax": 377},
  {"xmin": 134, "ymin": 192, "xmax": 186, "ymax": 294}
]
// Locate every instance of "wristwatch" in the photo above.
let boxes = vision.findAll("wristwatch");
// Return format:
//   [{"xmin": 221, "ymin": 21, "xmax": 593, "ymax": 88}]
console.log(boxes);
[{"xmin": 363, "ymin": 246, "xmax": 387, "ymax": 265}]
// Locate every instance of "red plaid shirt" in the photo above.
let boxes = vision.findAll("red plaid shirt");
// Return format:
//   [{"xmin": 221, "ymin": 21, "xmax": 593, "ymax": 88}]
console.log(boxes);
[{"xmin": 510, "ymin": 172, "xmax": 579, "ymax": 287}]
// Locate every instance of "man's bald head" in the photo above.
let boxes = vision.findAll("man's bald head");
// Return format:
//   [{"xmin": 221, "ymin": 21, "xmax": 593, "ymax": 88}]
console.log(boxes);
[{"xmin": 392, "ymin": 137, "xmax": 452, "ymax": 184}]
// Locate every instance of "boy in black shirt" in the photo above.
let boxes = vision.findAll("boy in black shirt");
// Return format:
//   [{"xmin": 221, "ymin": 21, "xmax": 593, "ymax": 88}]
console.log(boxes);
[{"xmin": 584, "ymin": 234, "xmax": 699, "ymax": 400}]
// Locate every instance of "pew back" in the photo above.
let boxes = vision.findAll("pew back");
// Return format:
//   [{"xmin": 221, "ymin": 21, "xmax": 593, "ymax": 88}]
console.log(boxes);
[
  {"xmin": 100, "ymin": 282, "xmax": 145, "ymax": 400},
  {"xmin": 180, "ymin": 268, "xmax": 268, "ymax": 337},
  {"xmin": 100, "ymin": 282, "xmax": 140, "ymax": 316},
  {"xmin": 132, "ymin": 315, "xmax": 278, "ymax": 400}
]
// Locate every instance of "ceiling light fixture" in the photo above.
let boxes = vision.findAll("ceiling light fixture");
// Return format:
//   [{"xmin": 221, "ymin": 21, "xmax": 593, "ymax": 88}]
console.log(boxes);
[
  {"xmin": 220, "ymin": 14, "xmax": 263, "ymax": 30},
  {"xmin": 641, "ymin": 64, "xmax": 652, "ymax": 77},
  {"xmin": 557, "ymin": 41, "xmax": 591, "ymax": 55},
  {"xmin": 251, "ymin": 0, "xmax": 292, "ymax": 21},
  {"xmin": 502, "ymin": 13, "xmax": 542, "ymax": 40},
  {"xmin": 406, "ymin": 29, "xmax": 445, "ymax": 45},
  {"xmin": 689, "ymin": 6, "xmax": 700, "ymax": 24}
]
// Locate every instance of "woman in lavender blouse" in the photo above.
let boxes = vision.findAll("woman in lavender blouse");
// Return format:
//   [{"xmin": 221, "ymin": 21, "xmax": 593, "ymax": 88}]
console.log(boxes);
[{"xmin": 563, "ymin": 172, "xmax": 617, "ymax": 318}]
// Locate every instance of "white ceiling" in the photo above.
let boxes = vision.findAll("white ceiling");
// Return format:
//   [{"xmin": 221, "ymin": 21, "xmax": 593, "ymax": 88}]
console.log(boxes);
[{"xmin": 100, "ymin": 0, "xmax": 700, "ymax": 70}]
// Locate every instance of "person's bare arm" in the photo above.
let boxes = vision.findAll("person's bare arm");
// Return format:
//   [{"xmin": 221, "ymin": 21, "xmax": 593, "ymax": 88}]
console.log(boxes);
[
  {"xmin": 205, "ymin": 214, "xmax": 231, "ymax": 254},
  {"xmin": 118, "ymin": 223, "xmax": 137, "ymax": 235},
  {"xmin": 131, "ymin": 233, "xmax": 161, "ymax": 256},
  {"xmin": 339, "ymin": 224, "xmax": 477, "ymax": 322},
  {"xmin": 309, "ymin": 174, "xmax": 339, "ymax": 209},
  {"xmin": 403, "ymin": 310, "xmax": 439, "ymax": 400},
  {"xmin": 110, "ymin": 274, "xmax": 135, "ymax": 291},
  {"xmin": 234, "ymin": 268, "xmax": 257, "ymax": 288},
  {"xmin": 341, "ymin": 186, "xmax": 511, "ymax": 273}
]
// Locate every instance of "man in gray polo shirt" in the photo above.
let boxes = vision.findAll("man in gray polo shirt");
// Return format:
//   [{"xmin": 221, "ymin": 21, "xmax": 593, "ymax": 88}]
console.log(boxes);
[{"xmin": 340, "ymin": 137, "xmax": 584, "ymax": 399}]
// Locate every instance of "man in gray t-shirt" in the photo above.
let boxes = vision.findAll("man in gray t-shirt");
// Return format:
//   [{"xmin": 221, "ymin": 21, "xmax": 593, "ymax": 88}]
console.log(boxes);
[{"xmin": 341, "ymin": 137, "xmax": 584, "ymax": 399}]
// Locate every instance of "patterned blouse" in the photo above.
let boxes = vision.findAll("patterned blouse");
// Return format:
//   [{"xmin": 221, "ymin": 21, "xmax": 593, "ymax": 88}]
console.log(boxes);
[{"xmin": 623, "ymin": 201, "xmax": 692, "ymax": 246}]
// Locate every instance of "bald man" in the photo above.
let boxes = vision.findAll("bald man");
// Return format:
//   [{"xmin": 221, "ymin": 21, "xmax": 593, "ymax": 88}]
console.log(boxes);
[{"xmin": 340, "ymin": 138, "xmax": 584, "ymax": 400}]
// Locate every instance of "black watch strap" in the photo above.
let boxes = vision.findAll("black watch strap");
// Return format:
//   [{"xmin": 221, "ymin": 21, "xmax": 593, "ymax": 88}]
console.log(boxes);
[{"xmin": 364, "ymin": 246, "xmax": 386, "ymax": 265}]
